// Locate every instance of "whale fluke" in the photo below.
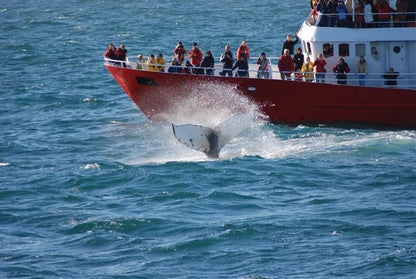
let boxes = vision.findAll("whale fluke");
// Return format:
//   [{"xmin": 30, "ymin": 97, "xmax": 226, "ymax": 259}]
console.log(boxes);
[{"xmin": 171, "ymin": 113, "xmax": 253, "ymax": 158}]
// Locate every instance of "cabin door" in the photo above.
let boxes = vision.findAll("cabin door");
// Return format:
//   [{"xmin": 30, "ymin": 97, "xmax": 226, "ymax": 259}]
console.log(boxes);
[{"xmin": 387, "ymin": 42, "xmax": 407, "ymax": 75}]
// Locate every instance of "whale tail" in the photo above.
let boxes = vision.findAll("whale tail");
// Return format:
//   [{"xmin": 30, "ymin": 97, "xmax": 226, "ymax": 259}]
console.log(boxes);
[{"xmin": 171, "ymin": 113, "xmax": 253, "ymax": 159}]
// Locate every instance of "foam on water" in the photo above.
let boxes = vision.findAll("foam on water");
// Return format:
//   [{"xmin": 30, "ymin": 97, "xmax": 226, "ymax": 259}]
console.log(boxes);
[{"xmin": 116, "ymin": 118, "xmax": 416, "ymax": 165}]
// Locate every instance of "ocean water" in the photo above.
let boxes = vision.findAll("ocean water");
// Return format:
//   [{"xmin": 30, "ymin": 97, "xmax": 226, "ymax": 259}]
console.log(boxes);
[{"xmin": 1, "ymin": 0, "xmax": 416, "ymax": 278}]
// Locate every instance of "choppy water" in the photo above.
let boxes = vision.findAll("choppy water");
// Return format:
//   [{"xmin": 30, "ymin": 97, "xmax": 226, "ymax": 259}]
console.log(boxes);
[{"xmin": 1, "ymin": 0, "xmax": 416, "ymax": 278}]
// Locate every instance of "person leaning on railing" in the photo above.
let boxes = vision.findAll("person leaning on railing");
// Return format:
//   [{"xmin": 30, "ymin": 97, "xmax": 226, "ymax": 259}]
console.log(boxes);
[
  {"xmin": 383, "ymin": 67, "xmax": 399, "ymax": 86},
  {"xmin": 232, "ymin": 55, "xmax": 249, "ymax": 78},
  {"xmin": 145, "ymin": 54, "xmax": 158, "ymax": 71},
  {"xmin": 136, "ymin": 54, "xmax": 144, "ymax": 70}
]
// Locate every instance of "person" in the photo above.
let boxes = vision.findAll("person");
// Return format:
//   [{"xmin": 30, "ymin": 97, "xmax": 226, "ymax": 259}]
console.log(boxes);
[
  {"xmin": 293, "ymin": 47, "xmax": 304, "ymax": 72},
  {"xmin": 356, "ymin": 56, "xmax": 369, "ymax": 86},
  {"xmin": 313, "ymin": 53, "xmax": 327, "ymax": 83},
  {"xmin": 173, "ymin": 41, "xmax": 186, "ymax": 64},
  {"xmin": 114, "ymin": 44, "xmax": 128, "ymax": 67},
  {"xmin": 257, "ymin": 52, "xmax": 270, "ymax": 79},
  {"xmin": 145, "ymin": 54, "xmax": 157, "ymax": 71},
  {"xmin": 136, "ymin": 54, "xmax": 145, "ymax": 70},
  {"xmin": 375, "ymin": 0, "xmax": 393, "ymax": 27},
  {"xmin": 333, "ymin": 57, "xmax": 351, "ymax": 85},
  {"xmin": 371, "ymin": 46, "xmax": 379, "ymax": 60},
  {"xmin": 219, "ymin": 45, "xmax": 234, "ymax": 77},
  {"xmin": 301, "ymin": 56, "xmax": 314, "ymax": 82},
  {"xmin": 232, "ymin": 55, "xmax": 249, "ymax": 77},
  {"xmin": 188, "ymin": 42, "xmax": 203, "ymax": 74},
  {"xmin": 104, "ymin": 43, "xmax": 117, "ymax": 60},
  {"xmin": 200, "ymin": 50, "xmax": 215, "ymax": 75},
  {"xmin": 383, "ymin": 67, "xmax": 399, "ymax": 86},
  {"xmin": 345, "ymin": 0, "xmax": 354, "ymax": 21},
  {"xmin": 394, "ymin": 0, "xmax": 408, "ymax": 27},
  {"xmin": 155, "ymin": 53, "xmax": 166, "ymax": 72},
  {"xmin": 181, "ymin": 61, "xmax": 192, "ymax": 74},
  {"xmin": 237, "ymin": 40, "xmax": 250, "ymax": 61},
  {"xmin": 316, "ymin": 0, "xmax": 328, "ymax": 26},
  {"xmin": 278, "ymin": 49, "xmax": 295, "ymax": 80},
  {"xmin": 326, "ymin": 0, "xmax": 338, "ymax": 27},
  {"xmin": 294, "ymin": 70, "xmax": 303, "ymax": 81},
  {"xmin": 364, "ymin": 0, "xmax": 375, "ymax": 27},
  {"xmin": 116, "ymin": 44, "xmax": 128, "ymax": 61},
  {"xmin": 336, "ymin": 0, "xmax": 348, "ymax": 27},
  {"xmin": 310, "ymin": 0, "xmax": 318, "ymax": 9},
  {"xmin": 281, "ymin": 34, "xmax": 298, "ymax": 55},
  {"xmin": 354, "ymin": 1, "xmax": 365, "ymax": 28},
  {"xmin": 168, "ymin": 59, "xmax": 182, "ymax": 73}
]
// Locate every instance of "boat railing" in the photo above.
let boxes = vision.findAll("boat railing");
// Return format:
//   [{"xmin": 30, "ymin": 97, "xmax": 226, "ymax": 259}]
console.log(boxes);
[
  {"xmin": 105, "ymin": 57, "xmax": 416, "ymax": 90},
  {"xmin": 306, "ymin": 10, "xmax": 416, "ymax": 28}
]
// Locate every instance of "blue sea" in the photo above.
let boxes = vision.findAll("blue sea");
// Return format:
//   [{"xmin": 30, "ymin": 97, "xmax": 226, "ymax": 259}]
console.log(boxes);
[{"xmin": 1, "ymin": 0, "xmax": 416, "ymax": 278}]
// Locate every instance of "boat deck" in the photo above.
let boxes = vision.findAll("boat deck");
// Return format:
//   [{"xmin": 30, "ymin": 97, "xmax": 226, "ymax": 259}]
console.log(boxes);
[{"xmin": 105, "ymin": 58, "xmax": 416, "ymax": 91}]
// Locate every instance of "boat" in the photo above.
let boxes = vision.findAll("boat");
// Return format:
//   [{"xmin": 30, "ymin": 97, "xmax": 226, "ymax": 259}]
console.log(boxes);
[{"xmin": 105, "ymin": 3, "xmax": 416, "ymax": 128}]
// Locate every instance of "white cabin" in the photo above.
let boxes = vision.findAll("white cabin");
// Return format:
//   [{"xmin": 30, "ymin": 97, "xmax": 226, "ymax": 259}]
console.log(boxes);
[{"xmin": 297, "ymin": 11, "xmax": 416, "ymax": 89}]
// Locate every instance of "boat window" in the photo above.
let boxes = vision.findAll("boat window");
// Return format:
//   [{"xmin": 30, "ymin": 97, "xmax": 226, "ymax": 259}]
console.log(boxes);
[
  {"xmin": 339, "ymin": 44, "xmax": 349, "ymax": 57},
  {"xmin": 355, "ymin": 43, "xmax": 366, "ymax": 57},
  {"xmin": 393, "ymin": 46, "xmax": 401, "ymax": 53},
  {"xmin": 323, "ymin": 43, "xmax": 333, "ymax": 58},
  {"xmin": 307, "ymin": 42, "xmax": 312, "ymax": 55}
]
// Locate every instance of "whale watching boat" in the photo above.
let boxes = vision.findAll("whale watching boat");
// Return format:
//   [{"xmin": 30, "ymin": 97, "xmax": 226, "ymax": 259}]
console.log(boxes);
[{"xmin": 105, "ymin": 2, "xmax": 416, "ymax": 128}]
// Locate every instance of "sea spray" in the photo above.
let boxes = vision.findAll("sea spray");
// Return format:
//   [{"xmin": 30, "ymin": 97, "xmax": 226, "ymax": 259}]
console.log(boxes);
[{"xmin": 155, "ymin": 81, "xmax": 264, "ymax": 126}]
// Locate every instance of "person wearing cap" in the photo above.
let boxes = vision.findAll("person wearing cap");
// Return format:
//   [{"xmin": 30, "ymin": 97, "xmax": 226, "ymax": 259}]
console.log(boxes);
[
  {"xmin": 188, "ymin": 42, "xmax": 203, "ymax": 73},
  {"xmin": 136, "ymin": 54, "xmax": 145, "ymax": 70}
]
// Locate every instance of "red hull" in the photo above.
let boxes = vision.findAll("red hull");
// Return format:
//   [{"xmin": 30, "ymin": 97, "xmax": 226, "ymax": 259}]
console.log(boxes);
[{"xmin": 106, "ymin": 65, "xmax": 416, "ymax": 128}]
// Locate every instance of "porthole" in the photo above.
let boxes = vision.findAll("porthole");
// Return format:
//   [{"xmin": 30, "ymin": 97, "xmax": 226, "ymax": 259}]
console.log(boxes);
[
  {"xmin": 393, "ymin": 46, "xmax": 401, "ymax": 53},
  {"xmin": 248, "ymin": 87, "xmax": 256, "ymax": 91}
]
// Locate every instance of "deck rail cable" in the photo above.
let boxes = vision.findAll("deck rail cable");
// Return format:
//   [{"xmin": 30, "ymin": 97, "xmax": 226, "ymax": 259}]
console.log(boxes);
[
  {"xmin": 104, "ymin": 58, "xmax": 416, "ymax": 90},
  {"xmin": 307, "ymin": 11, "xmax": 416, "ymax": 27}
]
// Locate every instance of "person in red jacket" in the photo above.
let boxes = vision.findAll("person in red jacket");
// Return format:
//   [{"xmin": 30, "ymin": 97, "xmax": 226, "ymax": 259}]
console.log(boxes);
[
  {"xmin": 104, "ymin": 43, "xmax": 117, "ymax": 60},
  {"xmin": 376, "ymin": 0, "xmax": 393, "ymax": 27},
  {"xmin": 313, "ymin": 53, "xmax": 327, "ymax": 83},
  {"xmin": 188, "ymin": 42, "xmax": 203, "ymax": 74},
  {"xmin": 173, "ymin": 41, "xmax": 186, "ymax": 64},
  {"xmin": 278, "ymin": 49, "xmax": 295, "ymax": 80},
  {"xmin": 237, "ymin": 40, "xmax": 250, "ymax": 61}
]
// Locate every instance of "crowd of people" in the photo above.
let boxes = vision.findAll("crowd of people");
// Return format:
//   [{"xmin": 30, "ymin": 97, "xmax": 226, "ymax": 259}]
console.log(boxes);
[
  {"xmin": 311, "ymin": 0, "xmax": 416, "ymax": 28},
  {"xmin": 105, "ymin": 36, "xmax": 399, "ymax": 86}
]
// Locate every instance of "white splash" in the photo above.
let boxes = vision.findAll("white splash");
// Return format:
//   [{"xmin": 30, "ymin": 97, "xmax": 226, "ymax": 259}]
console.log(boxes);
[{"xmin": 83, "ymin": 163, "xmax": 100, "ymax": 170}]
